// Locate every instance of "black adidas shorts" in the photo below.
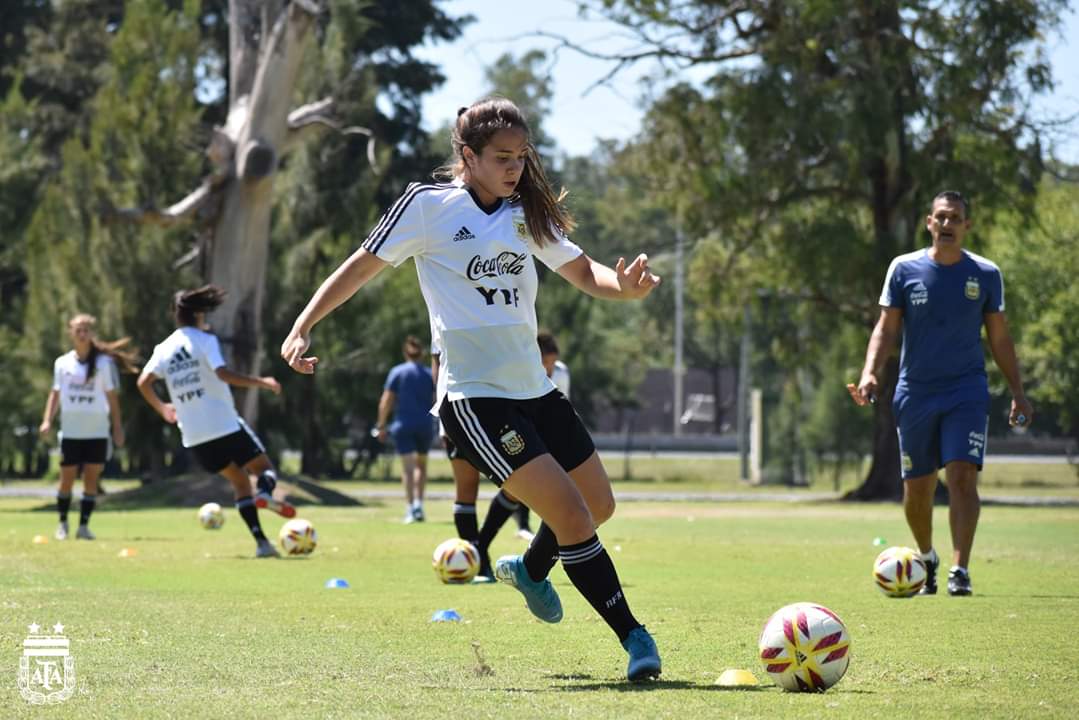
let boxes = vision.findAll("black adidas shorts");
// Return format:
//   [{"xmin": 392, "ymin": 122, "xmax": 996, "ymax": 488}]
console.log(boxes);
[
  {"xmin": 439, "ymin": 390, "xmax": 595, "ymax": 487},
  {"xmin": 443, "ymin": 436, "xmax": 461, "ymax": 462},
  {"xmin": 60, "ymin": 438, "xmax": 108, "ymax": 467},
  {"xmin": 189, "ymin": 422, "xmax": 265, "ymax": 474}
]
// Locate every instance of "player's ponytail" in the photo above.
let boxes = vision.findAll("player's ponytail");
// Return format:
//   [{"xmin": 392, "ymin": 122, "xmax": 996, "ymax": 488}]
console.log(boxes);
[
  {"xmin": 435, "ymin": 96, "xmax": 576, "ymax": 246},
  {"xmin": 173, "ymin": 284, "xmax": 227, "ymax": 327}
]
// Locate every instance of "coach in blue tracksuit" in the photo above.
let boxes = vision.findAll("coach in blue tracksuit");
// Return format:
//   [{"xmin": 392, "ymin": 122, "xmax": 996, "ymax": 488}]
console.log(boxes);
[
  {"xmin": 377, "ymin": 336, "xmax": 436, "ymax": 524},
  {"xmin": 849, "ymin": 190, "xmax": 1033, "ymax": 598}
]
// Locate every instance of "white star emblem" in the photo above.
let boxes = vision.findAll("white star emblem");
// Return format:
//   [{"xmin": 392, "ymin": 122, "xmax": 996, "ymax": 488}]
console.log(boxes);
[
  {"xmin": 28, "ymin": 623, "xmax": 40, "ymax": 634},
  {"xmin": 53, "ymin": 622, "xmax": 65, "ymax": 634}
]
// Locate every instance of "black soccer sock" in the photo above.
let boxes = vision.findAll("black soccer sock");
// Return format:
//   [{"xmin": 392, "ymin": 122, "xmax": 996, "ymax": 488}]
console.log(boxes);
[
  {"xmin": 235, "ymin": 496, "xmax": 267, "ymax": 541},
  {"xmin": 477, "ymin": 490, "xmax": 518, "ymax": 552},
  {"xmin": 453, "ymin": 502, "xmax": 479, "ymax": 543},
  {"xmin": 57, "ymin": 493, "xmax": 72, "ymax": 523},
  {"xmin": 560, "ymin": 534, "xmax": 641, "ymax": 642},
  {"xmin": 257, "ymin": 469, "xmax": 278, "ymax": 495},
  {"xmin": 515, "ymin": 505, "xmax": 532, "ymax": 532},
  {"xmin": 78, "ymin": 494, "xmax": 96, "ymax": 526},
  {"xmin": 523, "ymin": 522, "xmax": 559, "ymax": 582}
]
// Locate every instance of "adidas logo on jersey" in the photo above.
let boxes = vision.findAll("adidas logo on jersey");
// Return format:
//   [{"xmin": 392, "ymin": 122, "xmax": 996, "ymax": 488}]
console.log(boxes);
[
  {"xmin": 166, "ymin": 347, "xmax": 199, "ymax": 374},
  {"xmin": 452, "ymin": 226, "xmax": 476, "ymax": 242}
]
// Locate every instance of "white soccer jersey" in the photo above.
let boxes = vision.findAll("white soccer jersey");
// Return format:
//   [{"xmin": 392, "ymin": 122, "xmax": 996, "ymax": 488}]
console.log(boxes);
[
  {"xmin": 144, "ymin": 327, "xmax": 241, "ymax": 447},
  {"xmin": 364, "ymin": 181, "xmax": 582, "ymax": 404},
  {"xmin": 551, "ymin": 360, "xmax": 571, "ymax": 398},
  {"xmin": 52, "ymin": 351, "xmax": 117, "ymax": 439}
]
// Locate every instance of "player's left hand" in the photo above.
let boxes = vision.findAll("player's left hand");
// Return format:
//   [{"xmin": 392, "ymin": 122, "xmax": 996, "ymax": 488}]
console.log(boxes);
[
  {"xmin": 1009, "ymin": 396, "xmax": 1033, "ymax": 427},
  {"xmin": 281, "ymin": 330, "xmax": 318, "ymax": 374},
  {"xmin": 616, "ymin": 254, "xmax": 661, "ymax": 299}
]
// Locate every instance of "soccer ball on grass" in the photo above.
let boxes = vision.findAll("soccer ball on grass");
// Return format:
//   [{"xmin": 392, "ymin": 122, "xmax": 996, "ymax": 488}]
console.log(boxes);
[
  {"xmin": 279, "ymin": 518, "xmax": 318, "ymax": 556},
  {"xmin": 432, "ymin": 538, "xmax": 480, "ymax": 584},
  {"xmin": 197, "ymin": 502, "xmax": 224, "ymax": 530},
  {"xmin": 758, "ymin": 602, "xmax": 851, "ymax": 692},
  {"xmin": 873, "ymin": 546, "xmax": 927, "ymax": 598}
]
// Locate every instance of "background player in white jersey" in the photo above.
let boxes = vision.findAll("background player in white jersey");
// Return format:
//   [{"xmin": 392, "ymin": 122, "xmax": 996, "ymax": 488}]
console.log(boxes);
[
  {"xmin": 137, "ymin": 285, "xmax": 293, "ymax": 558},
  {"xmin": 39, "ymin": 313, "xmax": 138, "ymax": 540},
  {"xmin": 849, "ymin": 191, "xmax": 1033, "ymax": 596},
  {"xmin": 282, "ymin": 97, "xmax": 663, "ymax": 681}
]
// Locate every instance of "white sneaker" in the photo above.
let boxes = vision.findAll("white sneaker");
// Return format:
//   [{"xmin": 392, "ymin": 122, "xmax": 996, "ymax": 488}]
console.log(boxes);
[
  {"xmin": 76, "ymin": 525, "xmax": 95, "ymax": 540},
  {"xmin": 515, "ymin": 528, "xmax": 535, "ymax": 542},
  {"xmin": 255, "ymin": 539, "xmax": 280, "ymax": 558},
  {"xmin": 402, "ymin": 511, "xmax": 417, "ymax": 524},
  {"xmin": 55, "ymin": 522, "xmax": 69, "ymax": 541}
]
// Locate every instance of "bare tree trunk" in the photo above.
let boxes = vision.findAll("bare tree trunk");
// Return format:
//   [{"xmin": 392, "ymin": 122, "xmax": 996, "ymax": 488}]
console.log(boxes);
[
  {"xmin": 846, "ymin": 355, "xmax": 901, "ymax": 500},
  {"xmin": 206, "ymin": 0, "xmax": 320, "ymax": 421}
]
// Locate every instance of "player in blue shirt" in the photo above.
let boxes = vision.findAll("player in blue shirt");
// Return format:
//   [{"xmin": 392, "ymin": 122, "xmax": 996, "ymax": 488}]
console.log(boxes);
[
  {"xmin": 849, "ymin": 190, "xmax": 1032, "ymax": 597},
  {"xmin": 376, "ymin": 336, "xmax": 437, "ymax": 523}
]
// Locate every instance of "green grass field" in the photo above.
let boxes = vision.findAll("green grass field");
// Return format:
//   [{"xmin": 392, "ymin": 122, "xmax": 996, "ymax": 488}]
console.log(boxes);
[{"xmin": 3, "ymin": 485, "xmax": 1078, "ymax": 719}]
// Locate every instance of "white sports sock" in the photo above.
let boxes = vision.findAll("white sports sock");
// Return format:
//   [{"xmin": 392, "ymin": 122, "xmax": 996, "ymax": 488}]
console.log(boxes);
[{"xmin": 921, "ymin": 548, "xmax": 938, "ymax": 564}]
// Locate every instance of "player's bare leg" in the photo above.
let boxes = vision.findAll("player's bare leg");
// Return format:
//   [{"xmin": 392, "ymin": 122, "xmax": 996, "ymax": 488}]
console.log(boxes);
[
  {"xmin": 944, "ymin": 460, "xmax": 979, "ymax": 595},
  {"xmin": 903, "ymin": 472, "xmax": 938, "ymax": 554}
]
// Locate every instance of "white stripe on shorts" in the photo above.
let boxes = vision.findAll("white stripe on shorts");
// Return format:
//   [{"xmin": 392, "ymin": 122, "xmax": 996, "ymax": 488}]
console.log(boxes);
[
  {"xmin": 452, "ymin": 400, "xmax": 514, "ymax": 480},
  {"xmin": 237, "ymin": 417, "xmax": 266, "ymax": 454}
]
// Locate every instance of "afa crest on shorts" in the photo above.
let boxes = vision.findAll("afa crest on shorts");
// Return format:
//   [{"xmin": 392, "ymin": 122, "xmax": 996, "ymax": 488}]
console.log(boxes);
[
  {"xmin": 964, "ymin": 276, "xmax": 980, "ymax": 300},
  {"xmin": 500, "ymin": 428, "xmax": 526, "ymax": 456},
  {"xmin": 18, "ymin": 622, "xmax": 76, "ymax": 705}
]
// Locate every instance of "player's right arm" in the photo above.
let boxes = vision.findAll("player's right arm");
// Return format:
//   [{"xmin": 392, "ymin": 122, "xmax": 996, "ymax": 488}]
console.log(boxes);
[
  {"xmin": 136, "ymin": 369, "xmax": 176, "ymax": 424},
  {"xmin": 38, "ymin": 389, "xmax": 59, "ymax": 436},
  {"xmin": 281, "ymin": 249, "xmax": 389, "ymax": 374},
  {"xmin": 850, "ymin": 307, "xmax": 903, "ymax": 406}
]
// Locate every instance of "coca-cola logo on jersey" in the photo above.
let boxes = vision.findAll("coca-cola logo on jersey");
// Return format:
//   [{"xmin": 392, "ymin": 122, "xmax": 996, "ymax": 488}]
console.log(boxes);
[{"xmin": 466, "ymin": 252, "xmax": 527, "ymax": 281}]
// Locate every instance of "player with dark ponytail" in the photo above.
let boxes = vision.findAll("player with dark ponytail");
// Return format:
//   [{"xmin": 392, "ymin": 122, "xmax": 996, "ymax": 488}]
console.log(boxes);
[{"xmin": 138, "ymin": 285, "xmax": 292, "ymax": 558}]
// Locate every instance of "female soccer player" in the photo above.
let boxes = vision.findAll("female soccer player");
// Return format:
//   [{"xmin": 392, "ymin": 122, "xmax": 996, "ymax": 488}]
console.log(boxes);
[
  {"xmin": 281, "ymin": 97, "xmax": 662, "ymax": 681},
  {"xmin": 40, "ymin": 314, "xmax": 138, "ymax": 540},
  {"xmin": 137, "ymin": 285, "xmax": 293, "ymax": 558}
]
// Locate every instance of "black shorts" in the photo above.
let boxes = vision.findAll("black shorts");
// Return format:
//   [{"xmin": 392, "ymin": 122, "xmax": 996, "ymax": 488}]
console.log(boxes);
[
  {"xmin": 189, "ymin": 421, "xmax": 265, "ymax": 474},
  {"xmin": 443, "ymin": 436, "xmax": 461, "ymax": 462},
  {"xmin": 60, "ymin": 438, "xmax": 108, "ymax": 467},
  {"xmin": 438, "ymin": 390, "xmax": 595, "ymax": 486}
]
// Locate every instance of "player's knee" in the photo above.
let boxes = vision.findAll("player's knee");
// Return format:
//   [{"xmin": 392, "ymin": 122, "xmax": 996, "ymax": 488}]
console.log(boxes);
[{"xmin": 591, "ymin": 493, "xmax": 616, "ymax": 525}]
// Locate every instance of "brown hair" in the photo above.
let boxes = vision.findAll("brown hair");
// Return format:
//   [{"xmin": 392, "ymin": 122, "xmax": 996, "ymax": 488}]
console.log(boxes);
[
  {"xmin": 172, "ymin": 284, "xmax": 227, "ymax": 327},
  {"xmin": 403, "ymin": 335, "xmax": 424, "ymax": 361},
  {"xmin": 434, "ymin": 97, "xmax": 576, "ymax": 246},
  {"xmin": 932, "ymin": 190, "xmax": 971, "ymax": 218},
  {"xmin": 68, "ymin": 313, "xmax": 140, "ymax": 380}
]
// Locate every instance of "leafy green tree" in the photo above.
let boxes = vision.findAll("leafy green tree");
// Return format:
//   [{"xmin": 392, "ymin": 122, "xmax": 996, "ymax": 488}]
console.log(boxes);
[
  {"xmin": 985, "ymin": 175, "xmax": 1079, "ymax": 449},
  {"xmin": 580, "ymin": 0, "xmax": 1066, "ymax": 496}
]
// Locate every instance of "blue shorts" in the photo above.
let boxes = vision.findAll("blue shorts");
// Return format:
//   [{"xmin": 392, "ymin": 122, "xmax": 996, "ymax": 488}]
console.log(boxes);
[
  {"xmin": 893, "ymin": 386, "xmax": 989, "ymax": 479},
  {"xmin": 390, "ymin": 420, "xmax": 436, "ymax": 456}
]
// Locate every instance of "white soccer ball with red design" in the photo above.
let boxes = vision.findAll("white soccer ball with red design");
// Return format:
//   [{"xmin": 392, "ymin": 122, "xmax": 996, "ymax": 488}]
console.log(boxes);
[
  {"xmin": 873, "ymin": 546, "xmax": 927, "ymax": 598},
  {"xmin": 278, "ymin": 518, "xmax": 318, "ymax": 556},
  {"xmin": 432, "ymin": 538, "xmax": 480, "ymax": 584},
  {"xmin": 758, "ymin": 602, "xmax": 851, "ymax": 692},
  {"xmin": 197, "ymin": 502, "xmax": 224, "ymax": 530}
]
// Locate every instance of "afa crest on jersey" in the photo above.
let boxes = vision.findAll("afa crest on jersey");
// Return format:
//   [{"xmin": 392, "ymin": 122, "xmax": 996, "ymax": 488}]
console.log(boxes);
[
  {"xmin": 513, "ymin": 218, "xmax": 529, "ymax": 241},
  {"xmin": 500, "ymin": 428, "xmax": 526, "ymax": 455},
  {"xmin": 964, "ymin": 277, "xmax": 980, "ymax": 300}
]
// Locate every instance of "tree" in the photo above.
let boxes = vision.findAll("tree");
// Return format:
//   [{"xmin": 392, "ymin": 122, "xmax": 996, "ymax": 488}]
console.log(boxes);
[
  {"xmin": 985, "ymin": 174, "xmax": 1079, "ymax": 449},
  {"xmin": 572, "ymin": 0, "xmax": 1066, "ymax": 497}
]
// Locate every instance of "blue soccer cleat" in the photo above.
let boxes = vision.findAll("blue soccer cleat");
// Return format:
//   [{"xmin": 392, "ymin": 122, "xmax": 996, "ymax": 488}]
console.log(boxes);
[
  {"xmin": 494, "ymin": 555, "xmax": 562, "ymax": 623},
  {"xmin": 622, "ymin": 626, "xmax": 662, "ymax": 682}
]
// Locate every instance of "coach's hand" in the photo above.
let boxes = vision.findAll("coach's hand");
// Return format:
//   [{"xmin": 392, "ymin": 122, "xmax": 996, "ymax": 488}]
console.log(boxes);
[
  {"xmin": 281, "ymin": 330, "xmax": 318, "ymax": 374},
  {"xmin": 1009, "ymin": 395, "xmax": 1033, "ymax": 428},
  {"xmin": 847, "ymin": 373, "xmax": 878, "ymax": 406}
]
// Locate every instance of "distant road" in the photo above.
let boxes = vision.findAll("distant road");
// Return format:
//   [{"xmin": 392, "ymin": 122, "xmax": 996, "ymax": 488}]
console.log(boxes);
[{"xmin": 598, "ymin": 450, "xmax": 1072, "ymax": 464}]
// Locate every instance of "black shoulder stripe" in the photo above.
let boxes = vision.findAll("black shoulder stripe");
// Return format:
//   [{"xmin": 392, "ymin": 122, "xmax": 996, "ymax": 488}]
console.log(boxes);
[{"xmin": 362, "ymin": 183, "xmax": 441, "ymax": 256}]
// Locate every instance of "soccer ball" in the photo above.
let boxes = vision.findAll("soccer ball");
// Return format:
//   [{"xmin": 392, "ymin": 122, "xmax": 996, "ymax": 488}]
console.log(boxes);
[
  {"xmin": 758, "ymin": 602, "xmax": 851, "ymax": 692},
  {"xmin": 278, "ymin": 518, "xmax": 318, "ymax": 556},
  {"xmin": 197, "ymin": 502, "xmax": 224, "ymax": 530},
  {"xmin": 432, "ymin": 538, "xmax": 480, "ymax": 584},
  {"xmin": 873, "ymin": 546, "xmax": 927, "ymax": 597}
]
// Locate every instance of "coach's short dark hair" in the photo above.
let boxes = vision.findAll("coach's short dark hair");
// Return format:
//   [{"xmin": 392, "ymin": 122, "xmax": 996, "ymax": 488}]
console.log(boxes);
[
  {"xmin": 537, "ymin": 332, "xmax": 559, "ymax": 356},
  {"xmin": 403, "ymin": 335, "xmax": 424, "ymax": 360},
  {"xmin": 932, "ymin": 190, "xmax": 970, "ymax": 218}
]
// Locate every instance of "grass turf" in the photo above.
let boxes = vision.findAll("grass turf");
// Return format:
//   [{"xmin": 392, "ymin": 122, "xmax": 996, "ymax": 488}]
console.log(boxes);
[{"xmin": 1, "ymin": 494, "xmax": 1078, "ymax": 719}]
